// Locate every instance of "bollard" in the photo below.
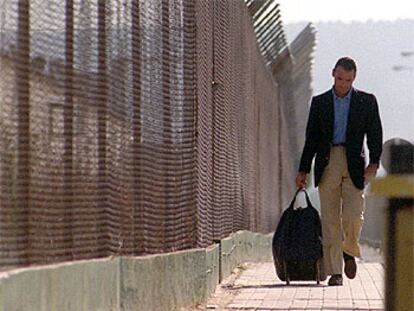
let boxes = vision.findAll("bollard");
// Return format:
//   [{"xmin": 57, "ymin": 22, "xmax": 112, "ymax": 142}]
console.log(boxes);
[{"xmin": 372, "ymin": 142, "xmax": 414, "ymax": 311}]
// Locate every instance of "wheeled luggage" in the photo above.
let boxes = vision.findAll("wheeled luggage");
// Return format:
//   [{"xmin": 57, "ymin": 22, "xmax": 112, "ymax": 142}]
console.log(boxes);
[{"xmin": 272, "ymin": 189, "xmax": 325, "ymax": 285}]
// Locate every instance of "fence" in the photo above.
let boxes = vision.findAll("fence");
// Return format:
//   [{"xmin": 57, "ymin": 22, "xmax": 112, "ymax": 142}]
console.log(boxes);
[{"xmin": 0, "ymin": 0, "xmax": 308, "ymax": 270}]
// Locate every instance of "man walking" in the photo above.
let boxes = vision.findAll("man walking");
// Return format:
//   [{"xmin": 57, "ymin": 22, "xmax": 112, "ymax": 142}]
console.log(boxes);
[{"xmin": 296, "ymin": 57, "xmax": 383, "ymax": 286}]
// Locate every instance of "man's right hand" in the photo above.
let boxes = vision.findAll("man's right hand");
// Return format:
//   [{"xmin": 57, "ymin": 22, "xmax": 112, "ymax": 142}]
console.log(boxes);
[{"xmin": 295, "ymin": 171, "xmax": 307, "ymax": 189}]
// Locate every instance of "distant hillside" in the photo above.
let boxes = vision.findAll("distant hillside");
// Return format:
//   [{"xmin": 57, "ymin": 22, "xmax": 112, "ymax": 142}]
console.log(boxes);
[{"xmin": 285, "ymin": 20, "xmax": 414, "ymax": 143}]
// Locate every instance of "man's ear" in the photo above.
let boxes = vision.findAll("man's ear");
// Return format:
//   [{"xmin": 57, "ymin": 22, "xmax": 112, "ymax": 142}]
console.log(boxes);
[{"xmin": 332, "ymin": 69, "xmax": 336, "ymax": 77}]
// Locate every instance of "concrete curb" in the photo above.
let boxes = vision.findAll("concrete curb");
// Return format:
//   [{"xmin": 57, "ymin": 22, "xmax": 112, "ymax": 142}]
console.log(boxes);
[
  {"xmin": 120, "ymin": 249, "xmax": 206, "ymax": 311},
  {"xmin": 0, "ymin": 257, "xmax": 120, "ymax": 311},
  {"xmin": 205, "ymin": 244, "xmax": 220, "ymax": 298},
  {"xmin": 220, "ymin": 230, "xmax": 273, "ymax": 282},
  {"xmin": 0, "ymin": 230, "xmax": 272, "ymax": 311}
]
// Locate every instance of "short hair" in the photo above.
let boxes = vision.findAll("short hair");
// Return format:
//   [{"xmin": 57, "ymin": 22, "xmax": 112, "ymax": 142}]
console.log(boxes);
[{"xmin": 334, "ymin": 57, "xmax": 357, "ymax": 72}]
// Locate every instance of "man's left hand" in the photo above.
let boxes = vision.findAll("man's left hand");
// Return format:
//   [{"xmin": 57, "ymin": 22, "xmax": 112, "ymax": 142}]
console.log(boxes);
[{"xmin": 364, "ymin": 164, "xmax": 379, "ymax": 183}]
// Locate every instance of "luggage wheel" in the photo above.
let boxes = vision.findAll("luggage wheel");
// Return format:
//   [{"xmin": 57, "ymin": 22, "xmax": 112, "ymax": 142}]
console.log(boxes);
[
  {"xmin": 283, "ymin": 260, "xmax": 290, "ymax": 285},
  {"xmin": 316, "ymin": 259, "xmax": 321, "ymax": 285}
]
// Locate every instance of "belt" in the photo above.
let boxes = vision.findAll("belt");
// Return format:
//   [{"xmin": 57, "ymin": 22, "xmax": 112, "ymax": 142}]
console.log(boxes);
[{"xmin": 332, "ymin": 143, "xmax": 346, "ymax": 147}]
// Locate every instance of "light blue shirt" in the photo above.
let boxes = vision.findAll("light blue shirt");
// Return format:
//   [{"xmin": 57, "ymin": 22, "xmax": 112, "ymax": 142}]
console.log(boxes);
[{"xmin": 332, "ymin": 87, "xmax": 352, "ymax": 144}]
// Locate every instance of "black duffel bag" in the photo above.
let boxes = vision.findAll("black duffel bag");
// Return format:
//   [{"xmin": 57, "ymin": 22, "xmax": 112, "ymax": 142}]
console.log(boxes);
[{"xmin": 272, "ymin": 189, "xmax": 325, "ymax": 284}]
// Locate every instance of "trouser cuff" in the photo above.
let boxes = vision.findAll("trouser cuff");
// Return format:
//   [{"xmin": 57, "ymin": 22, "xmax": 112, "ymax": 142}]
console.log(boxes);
[{"xmin": 343, "ymin": 243, "xmax": 361, "ymax": 258}]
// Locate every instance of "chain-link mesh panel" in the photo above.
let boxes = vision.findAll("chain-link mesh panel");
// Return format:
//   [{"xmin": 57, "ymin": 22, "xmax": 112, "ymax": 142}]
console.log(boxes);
[
  {"xmin": 0, "ymin": 0, "xmax": 198, "ymax": 269},
  {"xmin": 0, "ymin": 0, "xmax": 27, "ymax": 266},
  {"xmin": 0, "ymin": 0, "xmax": 305, "ymax": 269},
  {"xmin": 194, "ymin": 0, "xmax": 214, "ymax": 247},
  {"xmin": 28, "ymin": 0, "xmax": 71, "ymax": 264},
  {"xmin": 211, "ymin": 0, "xmax": 239, "ymax": 239},
  {"xmin": 136, "ymin": 0, "xmax": 197, "ymax": 254},
  {"xmin": 194, "ymin": 0, "xmax": 288, "ymax": 245}
]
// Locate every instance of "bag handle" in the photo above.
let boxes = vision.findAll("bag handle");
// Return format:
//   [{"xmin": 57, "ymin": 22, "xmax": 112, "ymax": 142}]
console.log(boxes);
[{"xmin": 288, "ymin": 188, "xmax": 313, "ymax": 209}]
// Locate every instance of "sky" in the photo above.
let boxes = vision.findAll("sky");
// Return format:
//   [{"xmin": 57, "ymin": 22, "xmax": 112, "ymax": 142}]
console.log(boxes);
[{"xmin": 277, "ymin": 0, "xmax": 414, "ymax": 24}]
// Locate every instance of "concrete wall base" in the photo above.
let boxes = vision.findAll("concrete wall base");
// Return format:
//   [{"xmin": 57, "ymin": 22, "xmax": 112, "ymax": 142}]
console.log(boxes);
[{"xmin": 0, "ymin": 230, "xmax": 273, "ymax": 311}]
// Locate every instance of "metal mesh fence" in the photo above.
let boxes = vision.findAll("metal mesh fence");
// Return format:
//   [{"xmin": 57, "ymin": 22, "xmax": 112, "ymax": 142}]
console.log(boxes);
[{"xmin": 0, "ymin": 0, "xmax": 303, "ymax": 270}]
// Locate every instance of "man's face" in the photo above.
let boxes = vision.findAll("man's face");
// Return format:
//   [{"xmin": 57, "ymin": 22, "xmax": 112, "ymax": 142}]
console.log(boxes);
[{"xmin": 332, "ymin": 66, "xmax": 356, "ymax": 97}]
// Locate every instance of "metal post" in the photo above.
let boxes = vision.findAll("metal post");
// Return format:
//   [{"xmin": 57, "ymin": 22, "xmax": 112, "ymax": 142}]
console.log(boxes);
[
  {"xmin": 64, "ymin": 0, "xmax": 74, "ymax": 260},
  {"xmin": 16, "ymin": 0, "xmax": 30, "ymax": 265},
  {"xmin": 182, "ymin": 0, "xmax": 197, "ymax": 248},
  {"xmin": 372, "ymin": 142, "xmax": 414, "ymax": 311},
  {"xmin": 386, "ymin": 144, "xmax": 414, "ymax": 311},
  {"xmin": 161, "ymin": 0, "xmax": 171, "ymax": 252},
  {"xmin": 97, "ymin": 0, "xmax": 108, "ymax": 256},
  {"xmin": 131, "ymin": 0, "xmax": 143, "ymax": 255},
  {"xmin": 211, "ymin": 0, "xmax": 218, "ymax": 239}
]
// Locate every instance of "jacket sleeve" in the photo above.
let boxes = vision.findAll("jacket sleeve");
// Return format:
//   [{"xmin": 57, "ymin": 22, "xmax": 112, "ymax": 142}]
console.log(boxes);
[
  {"xmin": 299, "ymin": 97, "xmax": 321, "ymax": 173},
  {"xmin": 366, "ymin": 95, "xmax": 383, "ymax": 165}
]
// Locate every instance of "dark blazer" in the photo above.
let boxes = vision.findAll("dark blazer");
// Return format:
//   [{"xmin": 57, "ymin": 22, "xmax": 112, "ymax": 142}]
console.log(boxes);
[{"xmin": 299, "ymin": 88, "xmax": 383, "ymax": 190}]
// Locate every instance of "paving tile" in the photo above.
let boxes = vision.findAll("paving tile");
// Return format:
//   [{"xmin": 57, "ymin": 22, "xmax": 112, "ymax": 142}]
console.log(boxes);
[
  {"xmin": 290, "ymin": 299, "xmax": 308, "ymax": 308},
  {"xmin": 259, "ymin": 299, "xmax": 278, "ymax": 308},
  {"xmin": 198, "ymin": 247, "xmax": 385, "ymax": 311}
]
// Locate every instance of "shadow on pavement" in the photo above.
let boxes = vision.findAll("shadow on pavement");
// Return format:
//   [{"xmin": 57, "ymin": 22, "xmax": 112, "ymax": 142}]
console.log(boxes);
[{"xmin": 228, "ymin": 283, "xmax": 326, "ymax": 290}]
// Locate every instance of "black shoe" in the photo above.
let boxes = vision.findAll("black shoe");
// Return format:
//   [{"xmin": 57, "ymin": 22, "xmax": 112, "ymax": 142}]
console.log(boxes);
[
  {"xmin": 343, "ymin": 252, "xmax": 357, "ymax": 279},
  {"xmin": 328, "ymin": 274, "xmax": 343, "ymax": 286}
]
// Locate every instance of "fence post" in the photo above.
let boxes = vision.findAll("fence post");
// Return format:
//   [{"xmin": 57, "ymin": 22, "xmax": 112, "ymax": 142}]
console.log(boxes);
[
  {"xmin": 372, "ymin": 142, "xmax": 414, "ymax": 311},
  {"xmin": 64, "ymin": 0, "xmax": 74, "ymax": 260},
  {"xmin": 16, "ymin": 0, "xmax": 31, "ymax": 265},
  {"xmin": 131, "ymin": 0, "xmax": 143, "ymax": 255},
  {"xmin": 161, "ymin": 0, "xmax": 171, "ymax": 252},
  {"xmin": 97, "ymin": 0, "xmax": 108, "ymax": 256},
  {"xmin": 182, "ymin": 0, "xmax": 198, "ymax": 248}
]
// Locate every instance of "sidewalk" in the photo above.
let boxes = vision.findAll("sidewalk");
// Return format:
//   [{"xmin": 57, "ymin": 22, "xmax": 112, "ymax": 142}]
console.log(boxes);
[{"xmin": 194, "ymin": 245, "xmax": 384, "ymax": 311}]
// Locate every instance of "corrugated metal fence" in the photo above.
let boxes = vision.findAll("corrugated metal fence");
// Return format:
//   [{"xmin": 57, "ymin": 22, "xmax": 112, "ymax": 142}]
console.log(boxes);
[{"xmin": 0, "ymin": 0, "xmax": 311, "ymax": 270}]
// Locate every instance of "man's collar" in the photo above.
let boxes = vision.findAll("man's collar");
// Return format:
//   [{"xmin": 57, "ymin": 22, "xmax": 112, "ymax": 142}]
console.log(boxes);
[{"xmin": 332, "ymin": 86, "xmax": 353, "ymax": 100}]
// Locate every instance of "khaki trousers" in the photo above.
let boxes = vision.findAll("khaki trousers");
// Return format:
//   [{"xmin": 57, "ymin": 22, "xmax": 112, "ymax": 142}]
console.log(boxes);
[{"xmin": 318, "ymin": 146, "xmax": 365, "ymax": 276}]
